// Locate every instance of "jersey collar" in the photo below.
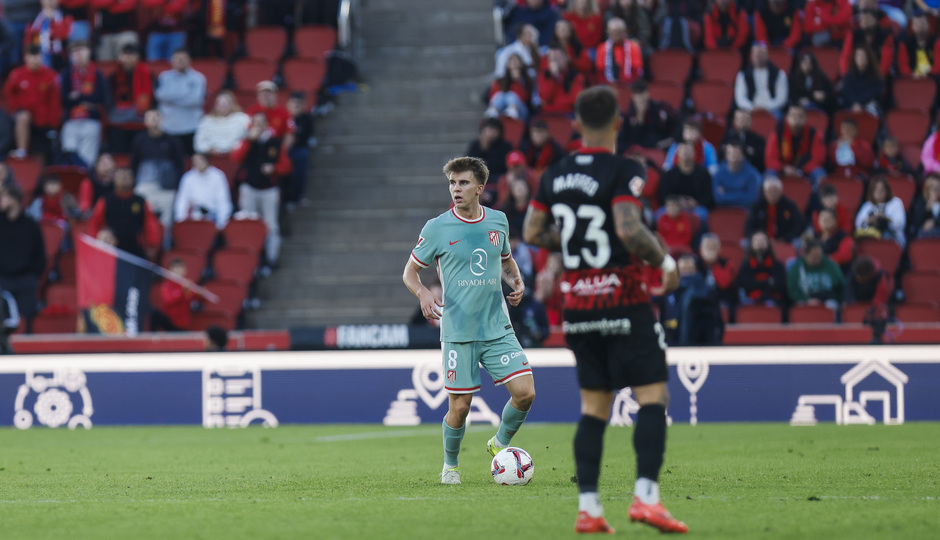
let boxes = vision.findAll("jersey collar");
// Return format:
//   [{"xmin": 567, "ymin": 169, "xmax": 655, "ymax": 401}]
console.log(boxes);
[
  {"xmin": 578, "ymin": 147, "xmax": 614, "ymax": 155},
  {"xmin": 451, "ymin": 207, "xmax": 485, "ymax": 223}
]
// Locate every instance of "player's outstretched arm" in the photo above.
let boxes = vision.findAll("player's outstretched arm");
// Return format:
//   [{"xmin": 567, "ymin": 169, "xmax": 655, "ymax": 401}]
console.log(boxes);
[
  {"xmin": 522, "ymin": 206, "xmax": 560, "ymax": 251},
  {"xmin": 613, "ymin": 201, "xmax": 679, "ymax": 292},
  {"xmin": 402, "ymin": 259, "xmax": 444, "ymax": 320},
  {"xmin": 501, "ymin": 256, "xmax": 525, "ymax": 307}
]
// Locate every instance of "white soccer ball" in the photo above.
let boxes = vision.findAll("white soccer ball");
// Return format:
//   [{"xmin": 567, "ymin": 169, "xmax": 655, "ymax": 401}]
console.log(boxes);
[{"xmin": 491, "ymin": 447, "xmax": 534, "ymax": 485}]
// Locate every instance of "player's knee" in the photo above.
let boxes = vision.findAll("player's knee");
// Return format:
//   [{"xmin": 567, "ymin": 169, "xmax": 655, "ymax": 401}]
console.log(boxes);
[
  {"xmin": 515, "ymin": 387, "xmax": 535, "ymax": 410},
  {"xmin": 449, "ymin": 401, "xmax": 471, "ymax": 421}
]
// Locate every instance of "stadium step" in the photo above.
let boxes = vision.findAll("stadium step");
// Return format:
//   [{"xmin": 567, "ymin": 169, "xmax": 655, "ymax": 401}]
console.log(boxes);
[{"xmin": 249, "ymin": 0, "xmax": 494, "ymax": 329}]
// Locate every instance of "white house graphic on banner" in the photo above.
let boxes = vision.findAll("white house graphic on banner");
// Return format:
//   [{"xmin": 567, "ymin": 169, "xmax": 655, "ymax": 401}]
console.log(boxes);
[{"xmin": 790, "ymin": 359, "xmax": 909, "ymax": 426}]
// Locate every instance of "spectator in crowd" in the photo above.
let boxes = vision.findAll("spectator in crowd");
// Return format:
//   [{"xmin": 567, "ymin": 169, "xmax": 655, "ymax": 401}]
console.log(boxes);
[
  {"xmin": 494, "ymin": 23, "xmax": 539, "ymax": 78},
  {"xmin": 548, "ymin": 19, "xmax": 592, "ymax": 76},
  {"xmin": 23, "ymin": 0, "xmax": 72, "ymax": 70},
  {"xmin": 844, "ymin": 255, "xmax": 890, "ymax": 305},
  {"xmin": 194, "ymin": 90, "xmax": 250, "ymax": 155},
  {"xmin": 606, "ymin": 0, "xmax": 651, "ymax": 53},
  {"xmin": 840, "ymin": 7, "xmax": 894, "ymax": 78},
  {"xmin": 897, "ymin": 11, "xmax": 940, "ymax": 79},
  {"xmin": 698, "ymin": 233, "xmax": 738, "ymax": 310},
  {"xmin": 150, "ymin": 258, "xmax": 195, "ymax": 332},
  {"xmin": 204, "ymin": 325, "xmax": 229, "ymax": 351},
  {"xmin": 713, "ymin": 140, "xmax": 762, "ymax": 209},
  {"xmin": 874, "ymin": 135, "xmax": 914, "ymax": 177},
  {"xmin": 78, "ymin": 153, "xmax": 118, "ymax": 216},
  {"xmin": 754, "ymin": 0, "xmax": 803, "ymax": 49},
  {"xmin": 617, "ymin": 79, "xmax": 677, "ymax": 152},
  {"xmin": 494, "ymin": 150, "xmax": 539, "ymax": 207},
  {"xmin": 507, "ymin": 0, "xmax": 560, "ymax": 48},
  {"xmin": 231, "ymin": 112, "xmax": 291, "ymax": 268},
  {"xmin": 720, "ymin": 109, "xmax": 766, "ymax": 172},
  {"xmin": 155, "ymin": 48, "xmax": 206, "ymax": 155},
  {"xmin": 660, "ymin": 254, "xmax": 723, "ymax": 346},
  {"xmin": 595, "ymin": 17, "xmax": 644, "ymax": 85},
  {"xmin": 908, "ymin": 173, "xmax": 940, "ymax": 239},
  {"xmin": 466, "ymin": 117, "xmax": 514, "ymax": 179},
  {"xmin": 817, "ymin": 208, "xmax": 855, "ymax": 270},
  {"xmin": 839, "ymin": 45, "xmax": 884, "ymax": 118},
  {"xmin": 828, "ymin": 117, "xmax": 874, "ymax": 175},
  {"xmin": 4, "ymin": 45, "xmax": 61, "ymax": 160},
  {"xmin": 657, "ymin": 141, "xmax": 714, "ymax": 222},
  {"xmin": 765, "ymin": 105, "xmax": 826, "ymax": 185},
  {"xmin": 26, "ymin": 175, "xmax": 79, "ymax": 225},
  {"xmin": 922, "ymin": 121, "xmax": 940, "ymax": 176},
  {"xmin": 107, "ymin": 43, "xmax": 154, "ymax": 153},
  {"xmin": 656, "ymin": 0, "xmax": 701, "ymax": 51},
  {"xmin": 537, "ymin": 46, "xmax": 585, "ymax": 115},
  {"xmin": 131, "ymin": 109, "xmax": 185, "ymax": 231},
  {"xmin": 486, "ymin": 53, "xmax": 537, "ymax": 120},
  {"xmin": 502, "ymin": 178, "xmax": 534, "ymax": 245},
  {"xmin": 0, "ymin": 183, "xmax": 45, "ymax": 328},
  {"xmin": 57, "ymin": 0, "xmax": 90, "ymax": 41},
  {"xmin": 704, "ymin": 0, "xmax": 749, "ymax": 50},
  {"xmin": 737, "ymin": 230, "xmax": 787, "ymax": 306},
  {"xmin": 143, "ymin": 0, "xmax": 189, "ymax": 61},
  {"xmin": 787, "ymin": 239, "xmax": 844, "ymax": 309},
  {"xmin": 87, "ymin": 168, "xmax": 161, "ymax": 258},
  {"xmin": 60, "ymin": 40, "xmax": 106, "ymax": 168},
  {"xmin": 174, "ymin": 153, "xmax": 232, "ymax": 229},
  {"xmin": 803, "ymin": 0, "xmax": 853, "ymax": 47},
  {"xmin": 734, "ymin": 42, "xmax": 788, "ymax": 119},
  {"xmin": 657, "ymin": 195, "xmax": 694, "ymax": 250},
  {"xmin": 745, "ymin": 176, "xmax": 805, "ymax": 243},
  {"xmin": 286, "ymin": 91, "xmax": 315, "ymax": 206},
  {"xmin": 1, "ymin": 0, "xmax": 41, "ymax": 76},
  {"xmin": 565, "ymin": 0, "xmax": 604, "ymax": 50},
  {"xmin": 788, "ymin": 50, "xmax": 835, "ymax": 115},
  {"xmin": 246, "ymin": 80, "xmax": 296, "ymax": 149},
  {"xmin": 0, "ymin": 163, "xmax": 15, "ymax": 188},
  {"xmin": 664, "ymin": 119, "xmax": 719, "ymax": 175},
  {"xmin": 809, "ymin": 182, "xmax": 853, "ymax": 235},
  {"xmin": 855, "ymin": 176, "xmax": 906, "ymax": 246},
  {"xmin": 519, "ymin": 118, "xmax": 565, "ymax": 170},
  {"xmin": 95, "ymin": 0, "xmax": 139, "ymax": 61}
]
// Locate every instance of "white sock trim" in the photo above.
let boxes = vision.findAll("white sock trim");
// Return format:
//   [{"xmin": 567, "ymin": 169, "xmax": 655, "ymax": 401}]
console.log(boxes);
[
  {"xmin": 634, "ymin": 477, "xmax": 660, "ymax": 505},
  {"xmin": 578, "ymin": 492, "xmax": 604, "ymax": 517}
]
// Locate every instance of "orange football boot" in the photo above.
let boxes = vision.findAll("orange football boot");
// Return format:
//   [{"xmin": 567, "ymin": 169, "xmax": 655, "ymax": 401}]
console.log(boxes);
[
  {"xmin": 628, "ymin": 496, "xmax": 688, "ymax": 533},
  {"xmin": 574, "ymin": 511, "xmax": 616, "ymax": 534}
]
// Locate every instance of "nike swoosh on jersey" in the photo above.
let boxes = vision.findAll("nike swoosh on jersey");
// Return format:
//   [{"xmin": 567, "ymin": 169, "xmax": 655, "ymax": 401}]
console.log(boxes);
[{"xmin": 449, "ymin": 240, "xmax": 462, "ymax": 245}]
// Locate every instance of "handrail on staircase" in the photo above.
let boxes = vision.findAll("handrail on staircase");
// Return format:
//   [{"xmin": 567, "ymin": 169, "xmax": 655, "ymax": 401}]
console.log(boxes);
[
  {"xmin": 338, "ymin": 0, "xmax": 360, "ymax": 57},
  {"xmin": 493, "ymin": 4, "xmax": 506, "ymax": 47}
]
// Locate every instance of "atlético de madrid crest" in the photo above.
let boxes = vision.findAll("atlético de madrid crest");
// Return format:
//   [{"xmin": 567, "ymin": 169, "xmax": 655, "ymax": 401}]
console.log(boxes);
[{"xmin": 489, "ymin": 231, "xmax": 500, "ymax": 246}]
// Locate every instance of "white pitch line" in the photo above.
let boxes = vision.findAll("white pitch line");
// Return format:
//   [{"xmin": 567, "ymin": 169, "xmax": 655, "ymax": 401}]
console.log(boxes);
[{"xmin": 312, "ymin": 423, "xmax": 548, "ymax": 443}]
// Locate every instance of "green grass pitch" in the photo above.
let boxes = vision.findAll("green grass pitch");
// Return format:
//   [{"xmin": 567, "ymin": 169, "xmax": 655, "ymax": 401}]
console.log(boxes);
[{"xmin": 1, "ymin": 423, "xmax": 937, "ymax": 539}]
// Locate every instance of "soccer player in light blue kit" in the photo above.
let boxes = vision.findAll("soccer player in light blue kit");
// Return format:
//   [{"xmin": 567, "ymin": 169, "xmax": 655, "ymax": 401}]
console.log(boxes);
[{"xmin": 403, "ymin": 156, "xmax": 535, "ymax": 485}]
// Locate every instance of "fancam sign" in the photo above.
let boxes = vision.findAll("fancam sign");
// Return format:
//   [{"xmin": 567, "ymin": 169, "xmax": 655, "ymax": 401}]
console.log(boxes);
[{"xmin": 0, "ymin": 346, "xmax": 937, "ymax": 429}]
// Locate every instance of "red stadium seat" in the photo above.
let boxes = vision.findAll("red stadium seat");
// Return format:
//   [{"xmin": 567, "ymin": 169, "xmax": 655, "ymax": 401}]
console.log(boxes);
[
  {"xmin": 282, "ymin": 58, "xmax": 327, "ymax": 93},
  {"xmin": 842, "ymin": 302, "xmax": 873, "ymax": 323},
  {"xmin": 886, "ymin": 175, "xmax": 916, "ymax": 210},
  {"xmin": 245, "ymin": 25, "xmax": 288, "ymax": 61},
  {"xmin": 294, "ymin": 24, "xmax": 337, "ymax": 59},
  {"xmin": 615, "ymin": 85, "xmax": 632, "ymax": 113},
  {"xmin": 31, "ymin": 312, "xmax": 77, "ymax": 334},
  {"xmin": 232, "ymin": 59, "xmax": 277, "ymax": 91},
  {"xmin": 894, "ymin": 302, "xmax": 940, "ymax": 323},
  {"xmin": 819, "ymin": 177, "xmax": 865, "ymax": 215},
  {"xmin": 904, "ymin": 272, "xmax": 940, "ymax": 305},
  {"xmin": 833, "ymin": 110, "xmax": 879, "ymax": 143},
  {"xmin": 809, "ymin": 46, "xmax": 840, "ymax": 82},
  {"xmin": 172, "ymin": 220, "xmax": 219, "ymax": 255},
  {"xmin": 772, "ymin": 240, "xmax": 797, "ymax": 262},
  {"xmin": 45, "ymin": 283, "xmax": 76, "ymax": 310},
  {"xmin": 42, "ymin": 165, "xmax": 87, "ymax": 197},
  {"xmin": 212, "ymin": 248, "xmax": 258, "ymax": 287},
  {"xmin": 209, "ymin": 155, "xmax": 239, "ymax": 188},
  {"xmin": 223, "ymin": 219, "xmax": 267, "ymax": 257},
  {"xmin": 781, "ymin": 176, "xmax": 812, "ymax": 212},
  {"xmin": 909, "ymin": 238, "xmax": 940, "ymax": 272},
  {"xmin": 698, "ymin": 49, "xmax": 742, "ymax": 82},
  {"xmin": 856, "ymin": 239, "xmax": 902, "ymax": 277},
  {"xmin": 707, "ymin": 207, "xmax": 748, "ymax": 243},
  {"xmin": 203, "ymin": 279, "xmax": 248, "ymax": 316},
  {"xmin": 8, "ymin": 158, "xmax": 42, "ymax": 197},
  {"xmin": 147, "ymin": 60, "xmax": 171, "ymax": 75},
  {"xmin": 691, "ymin": 81, "xmax": 733, "ymax": 117},
  {"xmin": 700, "ymin": 116, "xmax": 726, "ymax": 147},
  {"xmin": 892, "ymin": 78, "xmax": 936, "ymax": 112},
  {"xmin": 191, "ymin": 59, "xmax": 229, "ymax": 93},
  {"xmin": 749, "ymin": 109, "xmax": 777, "ymax": 139},
  {"xmin": 885, "ymin": 109, "xmax": 931, "ymax": 146},
  {"xmin": 900, "ymin": 143, "xmax": 921, "ymax": 170},
  {"xmin": 719, "ymin": 242, "xmax": 744, "ymax": 267},
  {"xmin": 161, "ymin": 250, "xmax": 206, "ymax": 283},
  {"xmin": 540, "ymin": 114, "xmax": 574, "ymax": 145},
  {"xmin": 767, "ymin": 47, "xmax": 792, "ymax": 72},
  {"xmin": 642, "ymin": 166, "xmax": 659, "ymax": 209},
  {"xmin": 734, "ymin": 304, "xmax": 782, "ymax": 324},
  {"xmin": 647, "ymin": 81, "xmax": 685, "ymax": 111},
  {"xmin": 789, "ymin": 305, "xmax": 836, "ymax": 323},
  {"xmin": 39, "ymin": 222, "xmax": 64, "ymax": 270},
  {"xmin": 804, "ymin": 108, "xmax": 830, "ymax": 134},
  {"xmin": 56, "ymin": 252, "xmax": 75, "ymax": 284},
  {"xmin": 190, "ymin": 310, "xmax": 237, "ymax": 331},
  {"xmin": 649, "ymin": 49, "xmax": 693, "ymax": 84},
  {"xmin": 501, "ymin": 116, "xmax": 525, "ymax": 147},
  {"xmin": 97, "ymin": 60, "xmax": 119, "ymax": 78}
]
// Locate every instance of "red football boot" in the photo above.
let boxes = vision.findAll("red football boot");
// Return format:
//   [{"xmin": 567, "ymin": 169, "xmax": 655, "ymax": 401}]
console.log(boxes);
[
  {"xmin": 574, "ymin": 511, "xmax": 616, "ymax": 534},
  {"xmin": 628, "ymin": 496, "xmax": 688, "ymax": 533}
]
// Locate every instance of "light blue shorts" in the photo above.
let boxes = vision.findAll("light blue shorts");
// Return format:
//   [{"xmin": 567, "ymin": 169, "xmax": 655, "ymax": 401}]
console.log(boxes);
[{"xmin": 442, "ymin": 333, "xmax": 531, "ymax": 394}]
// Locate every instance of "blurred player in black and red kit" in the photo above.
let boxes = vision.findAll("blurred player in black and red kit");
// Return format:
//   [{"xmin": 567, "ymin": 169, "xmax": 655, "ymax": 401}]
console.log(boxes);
[{"xmin": 523, "ymin": 86, "xmax": 687, "ymax": 534}]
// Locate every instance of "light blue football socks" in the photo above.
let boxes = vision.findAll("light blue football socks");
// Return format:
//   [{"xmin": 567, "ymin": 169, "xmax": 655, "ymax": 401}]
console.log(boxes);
[
  {"xmin": 442, "ymin": 419, "xmax": 465, "ymax": 467},
  {"xmin": 496, "ymin": 400, "xmax": 529, "ymax": 446}
]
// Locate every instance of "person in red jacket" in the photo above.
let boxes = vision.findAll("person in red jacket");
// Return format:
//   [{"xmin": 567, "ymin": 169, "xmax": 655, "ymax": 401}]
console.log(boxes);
[
  {"xmin": 803, "ymin": 0, "xmax": 853, "ymax": 46},
  {"xmin": 246, "ymin": 80, "xmax": 297, "ymax": 148},
  {"xmin": 828, "ymin": 117, "xmax": 874, "ymax": 176},
  {"xmin": 704, "ymin": 0, "xmax": 750, "ymax": 50},
  {"xmin": 765, "ymin": 104, "xmax": 827, "ymax": 185},
  {"xmin": 87, "ymin": 168, "xmax": 162, "ymax": 259},
  {"xmin": 537, "ymin": 47, "xmax": 586, "ymax": 115},
  {"xmin": 657, "ymin": 195, "xmax": 694, "ymax": 249},
  {"xmin": 141, "ymin": 0, "xmax": 189, "ymax": 61},
  {"xmin": 594, "ymin": 17, "xmax": 643, "ymax": 84},
  {"xmin": 754, "ymin": 0, "xmax": 803, "ymax": 50},
  {"xmin": 896, "ymin": 11, "xmax": 940, "ymax": 79},
  {"xmin": 151, "ymin": 258, "xmax": 196, "ymax": 331},
  {"xmin": 563, "ymin": 0, "xmax": 604, "ymax": 49},
  {"xmin": 23, "ymin": 0, "xmax": 74, "ymax": 70},
  {"xmin": 548, "ymin": 19, "xmax": 594, "ymax": 78},
  {"xmin": 838, "ymin": 8, "xmax": 894, "ymax": 78},
  {"xmin": 5, "ymin": 46, "xmax": 62, "ymax": 160}
]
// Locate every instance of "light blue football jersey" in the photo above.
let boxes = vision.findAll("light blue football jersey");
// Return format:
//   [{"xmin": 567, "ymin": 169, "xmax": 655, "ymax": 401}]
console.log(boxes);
[{"xmin": 410, "ymin": 207, "xmax": 514, "ymax": 343}]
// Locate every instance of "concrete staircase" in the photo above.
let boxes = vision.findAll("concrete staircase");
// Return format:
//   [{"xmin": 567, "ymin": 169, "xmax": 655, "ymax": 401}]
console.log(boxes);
[{"xmin": 247, "ymin": 0, "xmax": 495, "ymax": 329}]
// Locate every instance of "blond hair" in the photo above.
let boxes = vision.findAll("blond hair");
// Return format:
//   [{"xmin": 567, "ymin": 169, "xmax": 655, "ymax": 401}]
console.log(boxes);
[{"xmin": 443, "ymin": 156, "xmax": 490, "ymax": 186}]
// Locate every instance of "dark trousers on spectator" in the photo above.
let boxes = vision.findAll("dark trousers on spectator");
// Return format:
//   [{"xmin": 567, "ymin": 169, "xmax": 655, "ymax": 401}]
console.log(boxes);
[
  {"xmin": 0, "ymin": 275, "xmax": 39, "ymax": 331},
  {"xmin": 151, "ymin": 310, "xmax": 183, "ymax": 332}
]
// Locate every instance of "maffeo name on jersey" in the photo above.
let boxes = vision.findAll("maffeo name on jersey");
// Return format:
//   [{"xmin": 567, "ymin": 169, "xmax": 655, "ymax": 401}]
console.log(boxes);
[{"xmin": 553, "ymin": 173, "xmax": 599, "ymax": 196}]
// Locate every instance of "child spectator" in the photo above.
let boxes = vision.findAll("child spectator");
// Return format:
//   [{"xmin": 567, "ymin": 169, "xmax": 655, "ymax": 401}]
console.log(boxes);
[
  {"xmin": 566, "ymin": 0, "xmax": 604, "ymax": 50},
  {"xmin": 855, "ymin": 176, "xmax": 906, "ymax": 246},
  {"xmin": 809, "ymin": 183, "xmax": 853, "ymax": 235},
  {"xmin": 874, "ymin": 136, "xmax": 914, "ymax": 177},
  {"xmin": 657, "ymin": 195, "xmax": 694, "ymax": 250},
  {"xmin": 23, "ymin": 0, "xmax": 73, "ymax": 70},
  {"xmin": 4, "ymin": 45, "xmax": 61, "ymax": 160},
  {"xmin": 816, "ymin": 208, "xmax": 855, "ymax": 270},
  {"xmin": 788, "ymin": 50, "xmax": 835, "ymax": 115},
  {"xmin": 174, "ymin": 153, "xmax": 232, "ymax": 229},
  {"xmin": 908, "ymin": 174, "xmax": 940, "ymax": 239},
  {"xmin": 844, "ymin": 255, "xmax": 890, "ymax": 305},
  {"xmin": 828, "ymin": 117, "xmax": 874, "ymax": 176},
  {"xmin": 745, "ymin": 177, "xmax": 805, "ymax": 243},
  {"xmin": 738, "ymin": 230, "xmax": 787, "ymax": 306},
  {"xmin": 194, "ymin": 90, "xmax": 250, "ymax": 155},
  {"xmin": 150, "ymin": 258, "xmax": 195, "ymax": 332},
  {"xmin": 486, "ymin": 53, "xmax": 537, "ymax": 120},
  {"xmin": 519, "ymin": 119, "xmax": 565, "ymax": 171},
  {"xmin": 26, "ymin": 175, "xmax": 80, "ymax": 224},
  {"xmin": 713, "ymin": 140, "xmax": 762, "ymax": 209},
  {"xmin": 60, "ymin": 40, "xmax": 107, "ymax": 168},
  {"xmin": 286, "ymin": 91, "xmax": 316, "ymax": 206},
  {"xmin": 595, "ymin": 17, "xmax": 643, "ymax": 84},
  {"xmin": 787, "ymin": 239, "xmax": 844, "ymax": 309}
]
